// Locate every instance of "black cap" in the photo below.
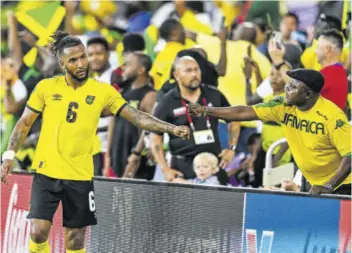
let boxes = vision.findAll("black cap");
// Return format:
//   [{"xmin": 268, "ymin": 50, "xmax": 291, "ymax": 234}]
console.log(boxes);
[
  {"xmin": 318, "ymin": 13, "xmax": 342, "ymax": 30},
  {"xmin": 286, "ymin": 69, "xmax": 325, "ymax": 93}
]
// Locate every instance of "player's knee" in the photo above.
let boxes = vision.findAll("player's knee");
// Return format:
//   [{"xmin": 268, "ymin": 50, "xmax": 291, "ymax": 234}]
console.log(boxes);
[
  {"xmin": 30, "ymin": 223, "xmax": 50, "ymax": 243},
  {"xmin": 66, "ymin": 230, "xmax": 85, "ymax": 250}
]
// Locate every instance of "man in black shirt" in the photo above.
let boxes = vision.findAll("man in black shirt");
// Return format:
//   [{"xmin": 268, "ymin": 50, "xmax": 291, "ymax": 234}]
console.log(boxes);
[
  {"xmin": 105, "ymin": 52, "xmax": 156, "ymax": 179},
  {"xmin": 151, "ymin": 56, "xmax": 240, "ymax": 181}
]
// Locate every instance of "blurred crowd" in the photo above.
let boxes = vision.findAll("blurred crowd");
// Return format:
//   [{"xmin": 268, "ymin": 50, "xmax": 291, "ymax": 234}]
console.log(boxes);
[{"xmin": 1, "ymin": 0, "xmax": 351, "ymax": 192}]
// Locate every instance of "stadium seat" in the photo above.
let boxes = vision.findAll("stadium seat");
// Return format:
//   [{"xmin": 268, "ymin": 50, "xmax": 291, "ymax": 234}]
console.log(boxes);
[{"xmin": 262, "ymin": 138, "xmax": 295, "ymax": 187}]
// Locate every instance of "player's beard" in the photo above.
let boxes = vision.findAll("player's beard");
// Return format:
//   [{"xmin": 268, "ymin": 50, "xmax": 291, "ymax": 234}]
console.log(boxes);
[
  {"xmin": 121, "ymin": 73, "xmax": 138, "ymax": 86},
  {"xmin": 66, "ymin": 67, "xmax": 89, "ymax": 83}
]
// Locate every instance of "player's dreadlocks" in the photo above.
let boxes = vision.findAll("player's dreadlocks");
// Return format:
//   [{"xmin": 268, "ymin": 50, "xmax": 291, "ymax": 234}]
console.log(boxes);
[{"xmin": 50, "ymin": 31, "xmax": 83, "ymax": 57}]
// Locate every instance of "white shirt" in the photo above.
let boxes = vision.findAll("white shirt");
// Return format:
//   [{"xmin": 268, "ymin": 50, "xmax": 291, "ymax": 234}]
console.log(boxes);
[
  {"xmin": 293, "ymin": 170, "xmax": 302, "ymax": 187},
  {"xmin": 256, "ymin": 77, "xmax": 273, "ymax": 98},
  {"xmin": 95, "ymin": 66, "xmax": 114, "ymax": 84},
  {"xmin": 12, "ymin": 79, "xmax": 28, "ymax": 102},
  {"xmin": 94, "ymin": 67, "xmax": 115, "ymax": 153}
]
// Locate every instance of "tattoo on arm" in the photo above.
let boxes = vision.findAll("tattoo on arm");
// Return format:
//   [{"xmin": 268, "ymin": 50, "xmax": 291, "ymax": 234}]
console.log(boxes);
[
  {"xmin": 7, "ymin": 108, "xmax": 39, "ymax": 152},
  {"xmin": 121, "ymin": 105, "xmax": 175, "ymax": 135},
  {"xmin": 8, "ymin": 129, "xmax": 28, "ymax": 152}
]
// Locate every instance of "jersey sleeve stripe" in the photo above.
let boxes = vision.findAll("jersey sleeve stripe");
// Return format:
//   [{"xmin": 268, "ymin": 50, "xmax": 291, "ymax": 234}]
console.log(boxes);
[
  {"xmin": 26, "ymin": 104, "xmax": 42, "ymax": 113},
  {"xmin": 116, "ymin": 102, "xmax": 128, "ymax": 116},
  {"xmin": 343, "ymin": 152, "xmax": 351, "ymax": 157}
]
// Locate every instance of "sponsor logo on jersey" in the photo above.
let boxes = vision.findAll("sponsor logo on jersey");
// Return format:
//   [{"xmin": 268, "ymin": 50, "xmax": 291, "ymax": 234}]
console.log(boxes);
[{"xmin": 52, "ymin": 94, "xmax": 62, "ymax": 101}]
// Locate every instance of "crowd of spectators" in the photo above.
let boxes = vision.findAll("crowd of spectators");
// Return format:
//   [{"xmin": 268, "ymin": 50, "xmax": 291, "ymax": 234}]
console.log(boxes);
[{"xmin": 1, "ymin": 0, "xmax": 351, "ymax": 193}]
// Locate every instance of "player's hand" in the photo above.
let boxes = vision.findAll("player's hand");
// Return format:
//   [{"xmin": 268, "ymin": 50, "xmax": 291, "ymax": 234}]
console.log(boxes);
[
  {"xmin": 123, "ymin": 154, "xmax": 141, "ymax": 178},
  {"xmin": 309, "ymin": 185, "xmax": 333, "ymax": 195},
  {"xmin": 188, "ymin": 103, "xmax": 205, "ymax": 117},
  {"xmin": 162, "ymin": 167, "xmax": 183, "ymax": 182},
  {"xmin": 172, "ymin": 126, "xmax": 190, "ymax": 139},
  {"xmin": 268, "ymin": 38, "xmax": 286, "ymax": 64},
  {"xmin": 218, "ymin": 149, "xmax": 235, "ymax": 169},
  {"xmin": 1, "ymin": 159, "xmax": 14, "ymax": 184}
]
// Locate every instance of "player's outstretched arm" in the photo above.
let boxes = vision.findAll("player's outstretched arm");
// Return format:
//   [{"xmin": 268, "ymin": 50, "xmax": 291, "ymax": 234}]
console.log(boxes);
[
  {"xmin": 119, "ymin": 104, "xmax": 190, "ymax": 139},
  {"xmin": 188, "ymin": 103, "xmax": 259, "ymax": 122},
  {"xmin": 1, "ymin": 107, "xmax": 39, "ymax": 184}
]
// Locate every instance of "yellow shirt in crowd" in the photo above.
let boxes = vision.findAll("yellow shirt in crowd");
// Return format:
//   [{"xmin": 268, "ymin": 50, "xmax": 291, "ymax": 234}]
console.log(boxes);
[
  {"xmin": 180, "ymin": 9, "xmax": 213, "ymax": 35},
  {"xmin": 301, "ymin": 40, "xmax": 350, "ymax": 70},
  {"xmin": 261, "ymin": 94, "xmax": 291, "ymax": 165},
  {"xmin": 150, "ymin": 41, "xmax": 186, "ymax": 91},
  {"xmin": 196, "ymin": 33, "xmax": 272, "ymax": 128},
  {"xmin": 27, "ymin": 75, "xmax": 127, "ymax": 180},
  {"xmin": 214, "ymin": 0, "xmax": 241, "ymax": 27},
  {"xmin": 253, "ymin": 96, "xmax": 351, "ymax": 187}
]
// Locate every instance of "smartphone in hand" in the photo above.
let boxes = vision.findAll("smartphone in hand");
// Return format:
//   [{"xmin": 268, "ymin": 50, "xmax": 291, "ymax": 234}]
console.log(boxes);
[{"xmin": 272, "ymin": 31, "xmax": 283, "ymax": 50}]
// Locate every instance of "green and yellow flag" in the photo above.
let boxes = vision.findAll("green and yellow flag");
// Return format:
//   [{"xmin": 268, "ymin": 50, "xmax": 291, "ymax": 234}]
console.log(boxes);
[{"xmin": 15, "ymin": 1, "xmax": 66, "ymax": 67}]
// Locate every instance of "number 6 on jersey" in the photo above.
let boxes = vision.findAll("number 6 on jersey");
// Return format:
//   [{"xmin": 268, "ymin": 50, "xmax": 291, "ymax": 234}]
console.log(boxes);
[{"xmin": 67, "ymin": 102, "xmax": 79, "ymax": 123}]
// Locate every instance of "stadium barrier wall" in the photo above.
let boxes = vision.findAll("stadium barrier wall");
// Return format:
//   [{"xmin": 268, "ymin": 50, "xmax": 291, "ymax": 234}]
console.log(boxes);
[{"xmin": 1, "ymin": 172, "xmax": 351, "ymax": 253}]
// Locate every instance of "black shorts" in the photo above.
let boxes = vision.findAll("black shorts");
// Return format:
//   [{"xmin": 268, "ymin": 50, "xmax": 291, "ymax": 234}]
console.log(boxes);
[{"xmin": 27, "ymin": 173, "xmax": 97, "ymax": 228}]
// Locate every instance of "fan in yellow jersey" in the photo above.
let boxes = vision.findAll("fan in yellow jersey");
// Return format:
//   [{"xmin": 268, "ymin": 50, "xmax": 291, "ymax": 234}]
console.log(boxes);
[
  {"xmin": 0, "ymin": 31, "xmax": 190, "ymax": 253},
  {"xmin": 188, "ymin": 68, "xmax": 351, "ymax": 196}
]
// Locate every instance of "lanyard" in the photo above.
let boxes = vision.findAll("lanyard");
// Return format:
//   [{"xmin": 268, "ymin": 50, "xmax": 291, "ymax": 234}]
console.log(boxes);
[{"xmin": 181, "ymin": 97, "xmax": 211, "ymax": 131}]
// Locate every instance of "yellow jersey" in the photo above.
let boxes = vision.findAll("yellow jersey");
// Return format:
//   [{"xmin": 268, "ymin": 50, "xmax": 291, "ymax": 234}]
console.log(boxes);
[
  {"xmin": 150, "ymin": 41, "xmax": 185, "ymax": 91},
  {"xmin": 27, "ymin": 75, "xmax": 127, "ymax": 180},
  {"xmin": 196, "ymin": 34, "xmax": 272, "ymax": 128},
  {"xmin": 301, "ymin": 40, "xmax": 350, "ymax": 71},
  {"xmin": 261, "ymin": 94, "xmax": 291, "ymax": 165},
  {"xmin": 253, "ymin": 96, "xmax": 351, "ymax": 187}
]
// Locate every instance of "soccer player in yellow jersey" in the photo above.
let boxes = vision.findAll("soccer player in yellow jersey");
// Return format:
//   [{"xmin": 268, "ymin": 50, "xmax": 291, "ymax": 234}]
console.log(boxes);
[
  {"xmin": 0, "ymin": 31, "xmax": 190, "ymax": 253},
  {"xmin": 188, "ymin": 68, "xmax": 351, "ymax": 196}
]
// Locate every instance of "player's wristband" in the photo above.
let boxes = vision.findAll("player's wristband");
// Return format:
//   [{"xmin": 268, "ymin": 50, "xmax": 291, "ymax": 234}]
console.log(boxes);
[{"xmin": 2, "ymin": 150, "xmax": 16, "ymax": 161}]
